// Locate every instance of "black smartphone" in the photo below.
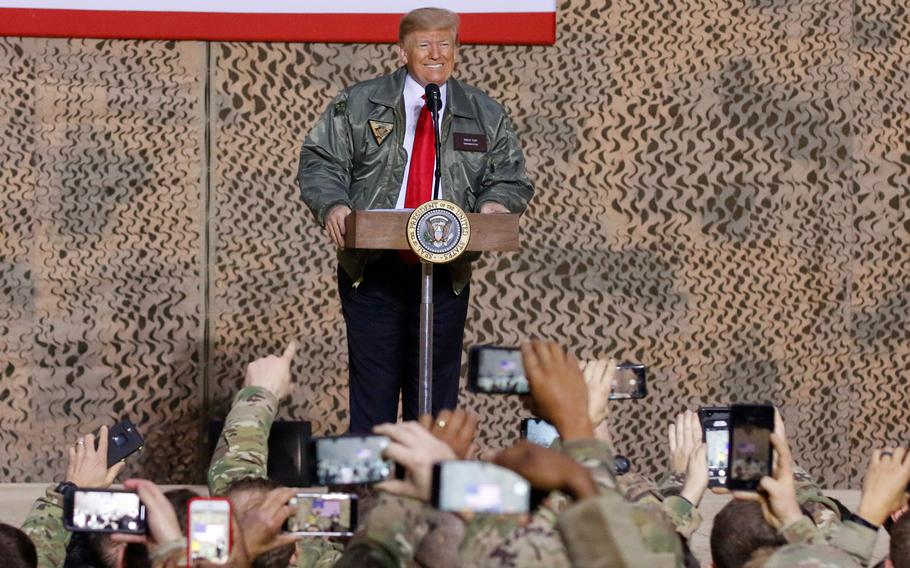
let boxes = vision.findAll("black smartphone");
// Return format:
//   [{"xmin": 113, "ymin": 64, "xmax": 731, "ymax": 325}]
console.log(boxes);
[
  {"xmin": 283, "ymin": 493, "xmax": 358, "ymax": 536},
  {"xmin": 309, "ymin": 435, "xmax": 394, "ymax": 485},
  {"xmin": 107, "ymin": 419, "xmax": 144, "ymax": 468},
  {"xmin": 468, "ymin": 346, "xmax": 528, "ymax": 394},
  {"xmin": 727, "ymin": 403, "xmax": 775, "ymax": 491},
  {"xmin": 609, "ymin": 364, "xmax": 648, "ymax": 400},
  {"xmin": 698, "ymin": 406, "xmax": 730, "ymax": 488},
  {"xmin": 519, "ymin": 418, "xmax": 559, "ymax": 447},
  {"xmin": 63, "ymin": 489, "xmax": 147, "ymax": 534},
  {"xmin": 431, "ymin": 461, "xmax": 530, "ymax": 514}
]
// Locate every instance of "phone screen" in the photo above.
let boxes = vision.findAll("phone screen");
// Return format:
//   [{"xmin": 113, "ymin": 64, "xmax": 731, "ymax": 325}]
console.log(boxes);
[
  {"xmin": 522, "ymin": 419, "xmax": 559, "ymax": 447},
  {"xmin": 314, "ymin": 436, "xmax": 393, "ymax": 485},
  {"xmin": 67, "ymin": 490, "xmax": 146, "ymax": 533},
  {"xmin": 434, "ymin": 462, "xmax": 530, "ymax": 514},
  {"xmin": 729, "ymin": 404, "xmax": 774, "ymax": 490},
  {"xmin": 471, "ymin": 347, "xmax": 528, "ymax": 394},
  {"xmin": 609, "ymin": 364, "xmax": 647, "ymax": 400},
  {"xmin": 286, "ymin": 493, "xmax": 356, "ymax": 536},
  {"xmin": 189, "ymin": 499, "xmax": 231, "ymax": 563},
  {"xmin": 705, "ymin": 426, "xmax": 729, "ymax": 484}
]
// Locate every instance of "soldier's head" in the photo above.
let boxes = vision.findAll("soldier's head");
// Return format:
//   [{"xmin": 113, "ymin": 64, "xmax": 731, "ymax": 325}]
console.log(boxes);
[
  {"xmin": 0, "ymin": 523, "xmax": 37, "ymax": 568},
  {"xmin": 710, "ymin": 500, "xmax": 786, "ymax": 568},
  {"xmin": 224, "ymin": 477, "xmax": 296, "ymax": 568},
  {"xmin": 397, "ymin": 8, "xmax": 459, "ymax": 87},
  {"xmin": 891, "ymin": 509, "xmax": 910, "ymax": 568}
]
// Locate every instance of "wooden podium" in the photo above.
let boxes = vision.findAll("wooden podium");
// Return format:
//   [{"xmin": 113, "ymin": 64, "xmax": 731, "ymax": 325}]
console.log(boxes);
[{"xmin": 344, "ymin": 209, "xmax": 521, "ymax": 415}]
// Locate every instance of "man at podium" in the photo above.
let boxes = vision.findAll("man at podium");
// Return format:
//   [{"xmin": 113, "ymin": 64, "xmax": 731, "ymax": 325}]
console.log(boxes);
[{"xmin": 297, "ymin": 7, "xmax": 534, "ymax": 433}]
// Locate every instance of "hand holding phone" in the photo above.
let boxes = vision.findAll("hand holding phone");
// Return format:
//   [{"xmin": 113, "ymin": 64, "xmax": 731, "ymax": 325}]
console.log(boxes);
[
  {"xmin": 67, "ymin": 426, "xmax": 125, "ymax": 489},
  {"xmin": 732, "ymin": 428, "xmax": 803, "ymax": 528}
]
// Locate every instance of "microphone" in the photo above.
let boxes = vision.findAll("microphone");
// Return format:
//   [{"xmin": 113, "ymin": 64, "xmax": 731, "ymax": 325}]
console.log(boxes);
[
  {"xmin": 424, "ymin": 83, "xmax": 443, "ymax": 200},
  {"xmin": 424, "ymin": 83, "xmax": 442, "ymax": 112}
]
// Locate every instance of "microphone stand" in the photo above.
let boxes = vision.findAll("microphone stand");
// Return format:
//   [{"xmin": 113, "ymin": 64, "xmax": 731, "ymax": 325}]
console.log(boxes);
[{"xmin": 418, "ymin": 84, "xmax": 443, "ymax": 417}]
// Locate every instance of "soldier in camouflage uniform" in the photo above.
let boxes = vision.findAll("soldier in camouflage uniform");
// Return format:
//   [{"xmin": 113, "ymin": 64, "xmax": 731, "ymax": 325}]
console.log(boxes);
[
  {"xmin": 207, "ymin": 342, "xmax": 343, "ymax": 568},
  {"xmin": 21, "ymin": 425, "xmax": 125, "ymax": 568}
]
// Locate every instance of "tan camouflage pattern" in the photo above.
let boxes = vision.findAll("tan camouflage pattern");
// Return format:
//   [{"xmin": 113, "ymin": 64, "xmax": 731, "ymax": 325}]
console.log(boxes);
[
  {"xmin": 207, "ymin": 385, "xmax": 278, "ymax": 496},
  {"xmin": 336, "ymin": 494, "xmax": 429, "ymax": 568},
  {"xmin": 761, "ymin": 543, "xmax": 864, "ymax": 568},
  {"xmin": 20, "ymin": 486, "xmax": 70, "ymax": 568},
  {"xmin": 793, "ymin": 464, "xmax": 844, "ymax": 539},
  {"xmin": 829, "ymin": 521, "xmax": 879, "ymax": 567},
  {"xmin": 557, "ymin": 492, "xmax": 682, "ymax": 568}
]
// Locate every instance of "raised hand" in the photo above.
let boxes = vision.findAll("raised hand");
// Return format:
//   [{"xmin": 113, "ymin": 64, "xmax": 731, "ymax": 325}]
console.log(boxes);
[
  {"xmin": 66, "ymin": 425, "xmax": 125, "ymax": 488},
  {"xmin": 733, "ymin": 433, "xmax": 803, "ymax": 529},
  {"xmin": 521, "ymin": 341, "xmax": 593, "ymax": 441},
  {"xmin": 494, "ymin": 441, "xmax": 598, "ymax": 500},
  {"xmin": 419, "ymin": 409, "xmax": 479, "ymax": 460},
  {"xmin": 244, "ymin": 341, "xmax": 297, "ymax": 399},
  {"xmin": 373, "ymin": 421, "xmax": 455, "ymax": 501},
  {"xmin": 857, "ymin": 448, "xmax": 910, "ymax": 526}
]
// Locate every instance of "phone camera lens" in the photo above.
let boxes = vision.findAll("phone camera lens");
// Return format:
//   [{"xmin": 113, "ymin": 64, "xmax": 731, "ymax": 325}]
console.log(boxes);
[{"xmin": 112, "ymin": 434, "xmax": 127, "ymax": 447}]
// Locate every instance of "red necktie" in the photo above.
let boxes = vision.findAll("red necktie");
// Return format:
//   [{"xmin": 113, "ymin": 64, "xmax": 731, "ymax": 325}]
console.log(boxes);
[
  {"xmin": 405, "ymin": 100, "xmax": 435, "ymax": 208},
  {"xmin": 400, "ymin": 100, "xmax": 436, "ymax": 264}
]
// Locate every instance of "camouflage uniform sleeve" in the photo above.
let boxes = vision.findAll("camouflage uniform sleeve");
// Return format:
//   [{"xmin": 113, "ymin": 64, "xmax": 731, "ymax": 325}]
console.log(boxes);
[
  {"xmin": 334, "ymin": 493, "xmax": 429, "ymax": 568},
  {"xmin": 779, "ymin": 515, "xmax": 826, "ymax": 545},
  {"xmin": 792, "ymin": 463, "xmax": 842, "ymax": 538},
  {"xmin": 612, "ymin": 472, "xmax": 702, "ymax": 538},
  {"xmin": 762, "ymin": 543, "xmax": 864, "ymax": 568},
  {"xmin": 829, "ymin": 520, "xmax": 879, "ymax": 567},
  {"xmin": 459, "ymin": 507, "xmax": 571, "ymax": 568},
  {"xmin": 559, "ymin": 438, "xmax": 618, "ymax": 493},
  {"xmin": 654, "ymin": 471, "xmax": 686, "ymax": 499},
  {"xmin": 294, "ymin": 540, "xmax": 344, "ymax": 568},
  {"xmin": 21, "ymin": 485, "xmax": 70, "ymax": 568},
  {"xmin": 659, "ymin": 496, "xmax": 702, "ymax": 540},
  {"xmin": 556, "ymin": 492, "xmax": 682, "ymax": 568},
  {"xmin": 207, "ymin": 386, "xmax": 279, "ymax": 496}
]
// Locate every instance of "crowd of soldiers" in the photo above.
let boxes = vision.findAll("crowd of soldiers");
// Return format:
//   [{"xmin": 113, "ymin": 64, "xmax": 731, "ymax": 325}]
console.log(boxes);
[{"xmin": 2, "ymin": 340, "xmax": 909, "ymax": 568}]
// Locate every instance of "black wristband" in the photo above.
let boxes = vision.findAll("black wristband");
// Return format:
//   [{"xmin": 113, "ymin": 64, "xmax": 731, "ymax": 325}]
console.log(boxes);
[
  {"xmin": 54, "ymin": 481, "xmax": 77, "ymax": 495},
  {"xmin": 851, "ymin": 514, "xmax": 880, "ymax": 531}
]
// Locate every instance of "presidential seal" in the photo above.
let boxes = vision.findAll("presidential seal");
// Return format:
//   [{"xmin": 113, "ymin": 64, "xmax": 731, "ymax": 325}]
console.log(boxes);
[{"xmin": 406, "ymin": 200, "xmax": 471, "ymax": 263}]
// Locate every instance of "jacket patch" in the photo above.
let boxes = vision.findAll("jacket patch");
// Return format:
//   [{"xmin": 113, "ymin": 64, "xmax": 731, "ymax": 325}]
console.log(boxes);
[
  {"xmin": 368, "ymin": 120, "xmax": 394, "ymax": 146},
  {"xmin": 334, "ymin": 100, "xmax": 347, "ymax": 115},
  {"xmin": 454, "ymin": 132, "xmax": 488, "ymax": 152}
]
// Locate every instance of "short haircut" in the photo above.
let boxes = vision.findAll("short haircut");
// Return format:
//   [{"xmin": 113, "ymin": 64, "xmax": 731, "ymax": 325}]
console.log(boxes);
[
  {"xmin": 710, "ymin": 501, "xmax": 787, "ymax": 568},
  {"xmin": 0, "ymin": 523, "xmax": 37, "ymax": 568},
  {"xmin": 164, "ymin": 487, "xmax": 201, "ymax": 532},
  {"xmin": 223, "ymin": 477, "xmax": 294, "ymax": 568},
  {"xmin": 399, "ymin": 7, "xmax": 459, "ymax": 44},
  {"xmin": 892, "ymin": 512, "xmax": 910, "ymax": 568}
]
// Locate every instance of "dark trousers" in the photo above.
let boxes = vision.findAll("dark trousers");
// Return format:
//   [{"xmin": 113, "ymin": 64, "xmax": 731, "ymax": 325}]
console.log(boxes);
[{"xmin": 339, "ymin": 253, "xmax": 469, "ymax": 433}]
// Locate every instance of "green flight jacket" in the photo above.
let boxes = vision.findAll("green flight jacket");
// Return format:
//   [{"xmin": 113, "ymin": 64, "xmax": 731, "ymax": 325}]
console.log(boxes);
[{"xmin": 297, "ymin": 66, "xmax": 534, "ymax": 293}]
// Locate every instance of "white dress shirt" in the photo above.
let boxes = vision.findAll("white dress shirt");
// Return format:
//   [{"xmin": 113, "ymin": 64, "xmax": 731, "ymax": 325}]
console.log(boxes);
[{"xmin": 395, "ymin": 74, "xmax": 448, "ymax": 208}]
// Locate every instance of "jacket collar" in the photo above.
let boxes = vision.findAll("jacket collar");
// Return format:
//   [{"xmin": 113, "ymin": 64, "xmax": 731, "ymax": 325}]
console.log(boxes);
[{"xmin": 369, "ymin": 66, "xmax": 476, "ymax": 120}]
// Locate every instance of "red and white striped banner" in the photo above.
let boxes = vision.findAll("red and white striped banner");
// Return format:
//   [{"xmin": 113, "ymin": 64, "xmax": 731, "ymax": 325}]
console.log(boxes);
[{"xmin": 0, "ymin": 0, "xmax": 556, "ymax": 44}]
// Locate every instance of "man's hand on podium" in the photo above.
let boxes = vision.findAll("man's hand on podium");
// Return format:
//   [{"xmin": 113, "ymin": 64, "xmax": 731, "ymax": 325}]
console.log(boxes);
[
  {"xmin": 325, "ymin": 204, "xmax": 353, "ymax": 249},
  {"xmin": 244, "ymin": 341, "xmax": 298, "ymax": 399},
  {"xmin": 479, "ymin": 202, "xmax": 509, "ymax": 214}
]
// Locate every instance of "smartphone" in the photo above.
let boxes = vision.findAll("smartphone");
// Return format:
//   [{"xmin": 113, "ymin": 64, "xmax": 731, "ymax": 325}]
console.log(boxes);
[
  {"xmin": 63, "ymin": 489, "xmax": 147, "ymax": 534},
  {"xmin": 284, "ymin": 493, "xmax": 358, "ymax": 536},
  {"xmin": 107, "ymin": 419, "xmax": 144, "ymax": 467},
  {"xmin": 309, "ymin": 435, "xmax": 394, "ymax": 485},
  {"xmin": 727, "ymin": 403, "xmax": 775, "ymax": 491},
  {"xmin": 698, "ymin": 406, "xmax": 730, "ymax": 488},
  {"xmin": 432, "ymin": 461, "xmax": 530, "ymax": 515},
  {"xmin": 187, "ymin": 498, "xmax": 231, "ymax": 564},
  {"xmin": 609, "ymin": 364, "xmax": 648, "ymax": 400},
  {"xmin": 468, "ymin": 346, "xmax": 528, "ymax": 394},
  {"xmin": 520, "ymin": 418, "xmax": 559, "ymax": 447}
]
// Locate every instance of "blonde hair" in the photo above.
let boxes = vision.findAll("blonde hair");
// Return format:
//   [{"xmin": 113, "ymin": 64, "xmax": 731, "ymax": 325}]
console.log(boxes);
[{"xmin": 399, "ymin": 7, "xmax": 460, "ymax": 44}]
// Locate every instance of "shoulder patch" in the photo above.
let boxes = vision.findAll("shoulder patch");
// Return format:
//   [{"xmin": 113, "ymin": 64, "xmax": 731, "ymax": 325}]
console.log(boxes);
[
  {"xmin": 369, "ymin": 120, "xmax": 394, "ymax": 146},
  {"xmin": 334, "ymin": 100, "xmax": 347, "ymax": 115}
]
